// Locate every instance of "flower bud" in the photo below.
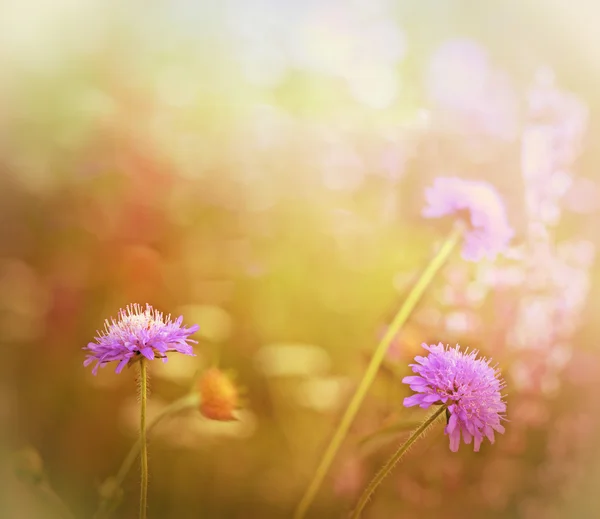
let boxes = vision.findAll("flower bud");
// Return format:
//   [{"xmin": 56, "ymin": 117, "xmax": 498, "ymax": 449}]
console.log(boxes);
[
  {"xmin": 13, "ymin": 447, "xmax": 44, "ymax": 485},
  {"xmin": 199, "ymin": 368, "xmax": 239, "ymax": 421}
]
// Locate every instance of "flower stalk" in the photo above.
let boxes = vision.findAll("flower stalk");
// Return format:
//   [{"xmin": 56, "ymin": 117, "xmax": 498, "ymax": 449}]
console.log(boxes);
[
  {"xmin": 93, "ymin": 393, "xmax": 200, "ymax": 519},
  {"xmin": 293, "ymin": 225, "xmax": 462, "ymax": 519},
  {"xmin": 139, "ymin": 358, "xmax": 148, "ymax": 519},
  {"xmin": 351, "ymin": 404, "xmax": 448, "ymax": 518}
]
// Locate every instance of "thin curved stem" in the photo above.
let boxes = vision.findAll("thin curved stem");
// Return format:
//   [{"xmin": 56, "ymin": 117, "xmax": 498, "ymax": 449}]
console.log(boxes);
[
  {"xmin": 351, "ymin": 404, "xmax": 448, "ymax": 518},
  {"xmin": 116, "ymin": 394, "xmax": 200, "ymax": 490},
  {"xmin": 36, "ymin": 481, "xmax": 76, "ymax": 519},
  {"xmin": 357, "ymin": 418, "xmax": 424, "ymax": 448},
  {"xmin": 293, "ymin": 225, "xmax": 462, "ymax": 519},
  {"xmin": 93, "ymin": 392, "xmax": 200, "ymax": 519},
  {"xmin": 139, "ymin": 358, "xmax": 148, "ymax": 519}
]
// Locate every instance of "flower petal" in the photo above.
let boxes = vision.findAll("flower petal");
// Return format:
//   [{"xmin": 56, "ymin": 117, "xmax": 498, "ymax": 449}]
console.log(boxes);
[
  {"xmin": 449, "ymin": 429, "xmax": 461, "ymax": 452},
  {"xmin": 462, "ymin": 429, "xmax": 473, "ymax": 444},
  {"xmin": 140, "ymin": 347, "xmax": 155, "ymax": 360},
  {"xmin": 115, "ymin": 358, "xmax": 129, "ymax": 374},
  {"xmin": 402, "ymin": 376, "xmax": 426, "ymax": 385},
  {"xmin": 445, "ymin": 412, "xmax": 458, "ymax": 434},
  {"xmin": 403, "ymin": 394, "xmax": 425, "ymax": 407}
]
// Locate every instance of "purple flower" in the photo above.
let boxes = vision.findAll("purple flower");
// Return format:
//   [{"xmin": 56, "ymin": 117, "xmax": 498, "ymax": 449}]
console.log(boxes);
[
  {"xmin": 423, "ymin": 177, "xmax": 514, "ymax": 261},
  {"xmin": 83, "ymin": 303, "xmax": 199, "ymax": 375},
  {"xmin": 403, "ymin": 343, "xmax": 506, "ymax": 452}
]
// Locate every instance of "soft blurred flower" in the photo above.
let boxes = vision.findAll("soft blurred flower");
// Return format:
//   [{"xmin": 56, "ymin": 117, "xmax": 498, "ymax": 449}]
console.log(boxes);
[
  {"xmin": 426, "ymin": 38, "xmax": 518, "ymax": 139},
  {"xmin": 423, "ymin": 177, "xmax": 514, "ymax": 261},
  {"xmin": 521, "ymin": 67, "xmax": 589, "ymax": 228},
  {"xmin": 13, "ymin": 446, "xmax": 44, "ymax": 484},
  {"xmin": 199, "ymin": 368, "xmax": 240, "ymax": 421},
  {"xmin": 295, "ymin": 376, "xmax": 350, "ymax": 412},
  {"xmin": 333, "ymin": 457, "xmax": 365, "ymax": 498},
  {"xmin": 427, "ymin": 39, "xmax": 488, "ymax": 114},
  {"xmin": 254, "ymin": 343, "xmax": 331, "ymax": 377},
  {"xmin": 403, "ymin": 343, "xmax": 506, "ymax": 452},
  {"xmin": 83, "ymin": 303, "xmax": 199, "ymax": 375}
]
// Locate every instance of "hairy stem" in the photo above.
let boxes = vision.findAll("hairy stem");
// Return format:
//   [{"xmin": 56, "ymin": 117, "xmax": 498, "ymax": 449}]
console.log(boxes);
[
  {"xmin": 293, "ymin": 226, "xmax": 461, "ymax": 519},
  {"xmin": 139, "ymin": 358, "xmax": 148, "ymax": 519},
  {"xmin": 352, "ymin": 404, "xmax": 448, "ymax": 518},
  {"xmin": 93, "ymin": 392, "xmax": 200, "ymax": 519}
]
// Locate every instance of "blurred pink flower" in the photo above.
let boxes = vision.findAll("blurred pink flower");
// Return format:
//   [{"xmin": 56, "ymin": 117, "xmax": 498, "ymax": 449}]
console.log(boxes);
[{"xmin": 423, "ymin": 177, "xmax": 514, "ymax": 261}]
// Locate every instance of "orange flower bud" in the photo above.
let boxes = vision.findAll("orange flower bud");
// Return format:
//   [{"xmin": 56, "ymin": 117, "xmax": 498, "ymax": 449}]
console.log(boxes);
[{"xmin": 199, "ymin": 368, "xmax": 239, "ymax": 421}]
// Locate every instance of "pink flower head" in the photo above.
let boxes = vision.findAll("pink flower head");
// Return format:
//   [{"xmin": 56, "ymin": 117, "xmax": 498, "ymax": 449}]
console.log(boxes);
[
  {"xmin": 83, "ymin": 303, "xmax": 199, "ymax": 375},
  {"xmin": 423, "ymin": 177, "xmax": 514, "ymax": 261},
  {"xmin": 403, "ymin": 343, "xmax": 506, "ymax": 452}
]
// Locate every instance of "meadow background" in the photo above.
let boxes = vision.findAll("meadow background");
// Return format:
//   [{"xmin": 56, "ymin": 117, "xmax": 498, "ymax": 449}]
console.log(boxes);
[{"xmin": 2, "ymin": 1, "xmax": 600, "ymax": 518}]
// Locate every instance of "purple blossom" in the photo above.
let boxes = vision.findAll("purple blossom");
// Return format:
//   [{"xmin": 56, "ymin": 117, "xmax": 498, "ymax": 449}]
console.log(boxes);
[
  {"xmin": 83, "ymin": 303, "xmax": 199, "ymax": 375},
  {"xmin": 423, "ymin": 177, "xmax": 514, "ymax": 261},
  {"xmin": 403, "ymin": 343, "xmax": 506, "ymax": 452}
]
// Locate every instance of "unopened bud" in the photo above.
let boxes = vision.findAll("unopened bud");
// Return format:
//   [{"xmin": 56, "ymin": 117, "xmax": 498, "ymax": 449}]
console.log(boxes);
[
  {"xmin": 13, "ymin": 447, "xmax": 44, "ymax": 485},
  {"xmin": 199, "ymin": 368, "xmax": 239, "ymax": 421}
]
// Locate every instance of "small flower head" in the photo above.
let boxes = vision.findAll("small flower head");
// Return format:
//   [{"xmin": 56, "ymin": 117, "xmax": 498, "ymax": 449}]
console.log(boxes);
[
  {"xmin": 199, "ymin": 368, "xmax": 240, "ymax": 421},
  {"xmin": 423, "ymin": 177, "xmax": 514, "ymax": 261},
  {"xmin": 13, "ymin": 447, "xmax": 44, "ymax": 485},
  {"xmin": 403, "ymin": 343, "xmax": 506, "ymax": 452},
  {"xmin": 83, "ymin": 303, "xmax": 199, "ymax": 375}
]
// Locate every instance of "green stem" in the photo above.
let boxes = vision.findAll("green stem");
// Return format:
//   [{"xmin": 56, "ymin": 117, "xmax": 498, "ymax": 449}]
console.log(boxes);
[
  {"xmin": 117, "ymin": 394, "xmax": 200, "ymax": 492},
  {"xmin": 93, "ymin": 393, "xmax": 200, "ymax": 519},
  {"xmin": 139, "ymin": 358, "xmax": 148, "ymax": 519},
  {"xmin": 351, "ymin": 404, "xmax": 448, "ymax": 518},
  {"xmin": 37, "ymin": 481, "xmax": 76, "ymax": 519},
  {"xmin": 293, "ymin": 225, "xmax": 461, "ymax": 519},
  {"xmin": 357, "ymin": 418, "xmax": 424, "ymax": 448}
]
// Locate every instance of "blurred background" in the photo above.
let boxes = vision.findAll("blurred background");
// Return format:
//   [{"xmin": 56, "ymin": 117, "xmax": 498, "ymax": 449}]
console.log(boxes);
[{"xmin": 2, "ymin": 0, "xmax": 600, "ymax": 518}]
